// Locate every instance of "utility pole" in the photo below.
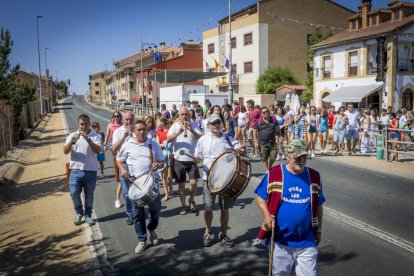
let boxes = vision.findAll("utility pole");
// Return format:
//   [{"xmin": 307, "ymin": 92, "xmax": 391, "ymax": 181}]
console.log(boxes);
[
  {"xmin": 36, "ymin": 16, "xmax": 44, "ymax": 115},
  {"xmin": 44, "ymin": 47, "xmax": 49, "ymax": 104},
  {"xmin": 228, "ymin": 0, "xmax": 233, "ymax": 104}
]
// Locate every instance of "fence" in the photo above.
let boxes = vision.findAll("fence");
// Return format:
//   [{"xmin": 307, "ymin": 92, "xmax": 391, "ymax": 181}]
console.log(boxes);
[
  {"xmin": 381, "ymin": 127, "xmax": 414, "ymax": 161},
  {"xmin": 112, "ymin": 104, "xmax": 159, "ymax": 117},
  {"xmin": 0, "ymin": 99, "xmax": 51, "ymax": 158}
]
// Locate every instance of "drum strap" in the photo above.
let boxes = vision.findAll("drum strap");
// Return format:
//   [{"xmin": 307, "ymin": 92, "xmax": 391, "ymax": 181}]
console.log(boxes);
[
  {"xmin": 149, "ymin": 141, "xmax": 153, "ymax": 165},
  {"xmin": 224, "ymin": 135, "xmax": 234, "ymax": 150}
]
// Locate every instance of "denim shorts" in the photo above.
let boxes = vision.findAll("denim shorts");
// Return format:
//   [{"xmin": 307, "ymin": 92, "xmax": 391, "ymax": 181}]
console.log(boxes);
[
  {"xmin": 345, "ymin": 129, "xmax": 359, "ymax": 141},
  {"xmin": 390, "ymin": 132, "xmax": 401, "ymax": 139}
]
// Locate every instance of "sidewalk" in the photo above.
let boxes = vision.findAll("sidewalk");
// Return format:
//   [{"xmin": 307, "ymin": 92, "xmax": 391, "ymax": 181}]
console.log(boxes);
[{"xmin": 0, "ymin": 112, "xmax": 93, "ymax": 275}]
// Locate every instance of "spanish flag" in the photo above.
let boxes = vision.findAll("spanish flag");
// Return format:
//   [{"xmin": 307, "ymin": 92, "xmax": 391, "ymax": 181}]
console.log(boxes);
[{"xmin": 213, "ymin": 58, "xmax": 219, "ymax": 72}]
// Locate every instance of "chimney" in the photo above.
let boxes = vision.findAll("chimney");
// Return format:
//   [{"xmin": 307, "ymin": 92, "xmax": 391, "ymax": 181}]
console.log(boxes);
[
  {"xmin": 159, "ymin": 42, "xmax": 165, "ymax": 50},
  {"xmin": 361, "ymin": 0, "xmax": 372, "ymax": 28}
]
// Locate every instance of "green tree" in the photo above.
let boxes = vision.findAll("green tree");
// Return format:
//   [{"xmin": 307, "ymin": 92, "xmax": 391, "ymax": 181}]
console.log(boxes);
[
  {"xmin": 302, "ymin": 27, "xmax": 333, "ymax": 103},
  {"xmin": 256, "ymin": 66, "xmax": 298, "ymax": 94},
  {"xmin": 0, "ymin": 27, "xmax": 37, "ymax": 141}
]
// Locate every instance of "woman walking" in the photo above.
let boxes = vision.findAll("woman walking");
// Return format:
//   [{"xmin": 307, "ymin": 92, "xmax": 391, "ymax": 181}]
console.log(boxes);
[
  {"xmin": 237, "ymin": 105, "xmax": 249, "ymax": 146},
  {"xmin": 333, "ymin": 107, "xmax": 347, "ymax": 155},
  {"xmin": 306, "ymin": 106, "xmax": 318, "ymax": 158},
  {"xmin": 223, "ymin": 109, "xmax": 238, "ymax": 139},
  {"xmin": 156, "ymin": 117, "xmax": 173, "ymax": 201},
  {"xmin": 319, "ymin": 109, "xmax": 329, "ymax": 155},
  {"xmin": 360, "ymin": 109, "xmax": 372, "ymax": 153},
  {"xmin": 275, "ymin": 107, "xmax": 287, "ymax": 160},
  {"xmin": 389, "ymin": 112, "xmax": 400, "ymax": 161}
]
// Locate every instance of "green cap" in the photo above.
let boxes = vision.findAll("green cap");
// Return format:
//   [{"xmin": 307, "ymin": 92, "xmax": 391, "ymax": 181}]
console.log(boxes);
[{"xmin": 287, "ymin": 139, "xmax": 309, "ymax": 158}]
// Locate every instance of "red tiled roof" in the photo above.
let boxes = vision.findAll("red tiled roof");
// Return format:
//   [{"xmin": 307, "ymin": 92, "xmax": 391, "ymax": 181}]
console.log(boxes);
[
  {"xmin": 311, "ymin": 13, "xmax": 414, "ymax": 50},
  {"xmin": 275, "ymin": 85, "xmax": 306, "ymax": 93}
]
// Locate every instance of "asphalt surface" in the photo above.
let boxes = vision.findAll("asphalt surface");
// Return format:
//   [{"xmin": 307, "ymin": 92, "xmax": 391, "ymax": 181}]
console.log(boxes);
[{"xmin": 62, "ymin": 96, "xmax": 414, "ymax": 275}]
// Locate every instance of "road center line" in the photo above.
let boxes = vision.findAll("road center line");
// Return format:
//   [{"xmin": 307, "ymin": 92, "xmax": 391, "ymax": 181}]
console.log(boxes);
[
  {"xmin": 73, "ymin": 96, "xmax": 109, "ymax": 122},
  {"xmin": 325, "ymin": 207, "xmax": 414, "ymax": 253}
]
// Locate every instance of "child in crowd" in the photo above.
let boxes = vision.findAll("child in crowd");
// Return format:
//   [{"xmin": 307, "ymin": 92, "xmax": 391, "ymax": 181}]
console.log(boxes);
[{"xmin": 92, "ymin": 122, "xmax": 105, "ymax": 177}]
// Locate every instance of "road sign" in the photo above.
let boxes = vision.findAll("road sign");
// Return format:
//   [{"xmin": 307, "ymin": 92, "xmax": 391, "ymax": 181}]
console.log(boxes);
[{"xmin": 112, "ymin": 95, "xmax": 117, "ymax": 101}]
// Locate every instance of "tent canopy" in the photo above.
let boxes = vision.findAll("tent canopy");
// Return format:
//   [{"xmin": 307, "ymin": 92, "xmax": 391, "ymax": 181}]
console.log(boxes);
[
  {"xmin": 323, "ymin": 84, "xmax": 382, "ymax": 103},
  {"xmin": 147, "ymin": 70, "xmax": 227, "ymax": 83}
]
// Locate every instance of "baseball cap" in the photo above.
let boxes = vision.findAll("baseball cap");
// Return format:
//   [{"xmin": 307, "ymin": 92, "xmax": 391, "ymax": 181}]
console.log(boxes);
[
  {"xmin": 207, "ymin": 114, "xmax": 222, "ymax": 123},
  {"xmin": 287, "ymin": 139, "xmax": 309, "ymax": 158}
]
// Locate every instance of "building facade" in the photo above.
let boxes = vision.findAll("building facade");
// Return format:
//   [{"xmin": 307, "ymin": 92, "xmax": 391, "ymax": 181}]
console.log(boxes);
[
  {"xmin": 16, "ymin": 70, "xmax": 57, "ymax": 106},
  {"xmin": 202, "ymin": 0, "xmax": 353, "ymax": 103},
  {"xmin": 88, "ymin": 71, "xmax": 108, "ymax": 105},
  {"xmin": 312, "ymin": 0, "xmax": 414, "ymax": 111}
]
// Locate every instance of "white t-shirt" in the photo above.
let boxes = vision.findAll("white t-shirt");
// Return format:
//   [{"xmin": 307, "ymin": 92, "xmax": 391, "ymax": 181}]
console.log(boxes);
[
  {"xmin": 238, "ymin": 112, "xmax": 247, "ymax": 126},
  {"xmin": 66, "ymin": 129, "xmax": 101, "ymax": 171},
  {"xmin": 380, "ymin": 115, "xmax": 390, "ymax": 127},
  {"xmin": 345, "ymin": 110, "xmax": 359, "ymax": 131},
  {"xmin": 112, "ymin": 125, "xmax": 134, "ymax": 152},
  {"xmin": 116, "ymin": 138, "xmax": 163, "ymax": 179},
  {"xmin": 399, "ymin": 115, "xmax": 408, "ymax": 129},
  {"xmin": 194, "ymin": 133, "xmax": 239, "ymax": 180},
  {"xmin": 167, "ymin": 121, "xmax": 201, "ymax": 162}
]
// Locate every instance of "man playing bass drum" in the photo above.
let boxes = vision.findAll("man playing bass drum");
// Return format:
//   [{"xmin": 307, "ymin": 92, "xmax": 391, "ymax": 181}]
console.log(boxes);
[{"xmin": 194, "ymin": 114, "xmax": 245, "ymax": 248}]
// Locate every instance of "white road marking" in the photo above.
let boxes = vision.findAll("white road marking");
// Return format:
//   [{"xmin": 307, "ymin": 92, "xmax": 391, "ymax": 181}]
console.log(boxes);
[
  {"xmin": 325, "ymin": 207, "xmax": 414, "ymax": 253},
  {"xmin": 73, "ymin": 97, "xmax": 109, "ymax": 122}
]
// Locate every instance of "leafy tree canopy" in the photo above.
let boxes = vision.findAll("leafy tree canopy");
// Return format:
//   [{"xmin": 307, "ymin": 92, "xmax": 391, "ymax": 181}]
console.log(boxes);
[{"xmin": 256, "ymin": 66, "xmax": 298, "ymax": 94}]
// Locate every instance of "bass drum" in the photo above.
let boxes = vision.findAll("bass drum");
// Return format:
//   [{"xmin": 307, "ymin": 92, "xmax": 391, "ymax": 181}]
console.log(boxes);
[
  {"xmin": 207, "ymin": 152, "xmax": 251, "ymax": 199},
  {"xmin": 128, "ymin": 173, "xmax": 160, "ymax": 207}
]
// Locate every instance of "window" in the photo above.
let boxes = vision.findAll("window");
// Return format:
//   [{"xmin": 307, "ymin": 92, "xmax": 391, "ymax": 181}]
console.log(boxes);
[
  {"xmin": 95, "ymin": 91, "xmax": 99, "ymax": 95},
  {"xmin": 95, "ymin": 82, "xmax": 99, "ymax": 87},
  {"xmin": 129, "ymin": 81, "xmax": 134, "ymax": 89},
  {"xmin": 322, "ymin": 56, "xmax": 331, "ymax": 79},
  {"xmin": 244, "ymin": 61, "xmax": 252, "ymax": 73},
  {"xmin": 394, "ymin": 9, "xmax": 401, "ymax": 20},
  {"xmin": 244, "ymin": 33, "xmax": 252, "ymax": 46},
  {"xmin": 352, "ymin": 20, "xmax": 357, "ymax": 30},
  {"xmin": 208, "ymin": 43, "xmax": 214, "ymax": 54},
  {"xmin": 348, "ymin": 51, "xmax": 358, "ymax": 77},
  {"xmin": 231, "ymin": 37, "xmax": 236, "ymax": 49},
  {"xmin": 372, "ymin": 15, "xmax": 377, "ymax": 25},
  {"xmin": 402, "ymin": 89, "xmax": 413, "ymax": 110}
]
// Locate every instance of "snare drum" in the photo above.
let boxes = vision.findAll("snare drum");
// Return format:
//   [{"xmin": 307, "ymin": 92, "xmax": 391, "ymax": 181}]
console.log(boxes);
[
  {"xmin": 128, "ymin": 173, "xmax": 160, "ymax": 207},
  {"xmin": 207, "ymin": 152, "xmax": 251, "ymax": 199}
]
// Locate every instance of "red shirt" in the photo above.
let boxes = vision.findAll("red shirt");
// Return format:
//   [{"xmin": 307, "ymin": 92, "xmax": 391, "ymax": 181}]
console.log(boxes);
[
  {"xmin": 390, "ymin": 119, "xmax": 398, "ymax": 133},
  {"xmin": 156, "ymin": 128, "xmax": 169, "ymax": 144},
  {"xmin": 328, "ymin": 112, "xmax": 336, "ymax": 129},
  {"xmin": 248, "ymin": 108, "xmax": 261, "ymax": 128}
]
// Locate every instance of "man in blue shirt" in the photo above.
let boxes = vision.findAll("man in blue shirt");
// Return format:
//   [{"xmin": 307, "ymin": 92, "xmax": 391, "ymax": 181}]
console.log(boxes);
[{"xmin": 255, "ymin": 139, "xmax": 325, "ymax": 276}]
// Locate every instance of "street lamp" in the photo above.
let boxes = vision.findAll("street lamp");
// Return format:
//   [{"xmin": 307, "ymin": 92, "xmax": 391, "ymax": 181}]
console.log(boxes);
[
  {"xmin": 36, "ymin": 16, "xmax": 44, "ymax": 115},
  {"xmin": 228, "ymin": 0, "xmax": 234, "ymax": 104},
  {"xmin": 140, "ymin": 39, "xmax": 157, "ymax": 114},
  {"xmin": 44, "ymin": 47, "xmax": 49, "ymax": 104}
]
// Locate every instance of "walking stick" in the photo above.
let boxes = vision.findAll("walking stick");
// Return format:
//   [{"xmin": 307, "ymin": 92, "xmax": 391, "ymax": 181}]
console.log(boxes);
[{"xmin": 268, "ymin": 225, "xmax": 275, "ymax": 276}]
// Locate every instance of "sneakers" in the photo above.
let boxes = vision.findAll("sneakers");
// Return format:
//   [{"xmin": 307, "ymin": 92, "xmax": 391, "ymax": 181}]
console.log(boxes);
[
  {"xmin": 74, "ymin": 214, "xmax": 83, "ymax": 226},
  {"xmin": 149, "ymin": 230, "xmax": 159, "ymax": 245},
  {"xmin": 126, "ymin": 216, "xmax": 134, "ymax": 225},
  {"xmin": 311, "ymin": 153, "xmax": 315, "ymax": 158},
  {"xmin": 203, "ymin": 231, "xmax": 214, "ymax": 247},
  {"xmin": 275, "ymin": 155, "xmax": 281, "ymax": 161},
  {"xmin": 85, "ymin": 217, "xmax": 95, "ymax": 226},
  {"xmin": 115, "ymin": 200, "xmax": 121, "ymax": 208},
  {"xmin": 134, "ymin": 241, "xmax": 147, "ymax": 254},
  {"xmin": 219, "ymin": 235, "xmax": 236, "ymax": 248}
]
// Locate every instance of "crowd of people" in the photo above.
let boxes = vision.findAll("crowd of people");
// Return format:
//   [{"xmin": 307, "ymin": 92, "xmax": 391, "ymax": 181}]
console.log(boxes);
[{"xmin": 62, "ymin": 97, "xmax": 413, "ymax": 275}]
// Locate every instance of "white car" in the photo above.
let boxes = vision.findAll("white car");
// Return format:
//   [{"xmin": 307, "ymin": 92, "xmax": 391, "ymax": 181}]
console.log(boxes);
[{"xmin": 120, "ymin": 102, "xmax": 134, "ymax": 111}]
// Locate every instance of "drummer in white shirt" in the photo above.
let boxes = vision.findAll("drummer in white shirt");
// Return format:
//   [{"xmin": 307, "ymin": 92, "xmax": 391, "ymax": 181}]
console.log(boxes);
[
  {"xmin": 194, "ymin": 114, "xmax": 245, "ymax": 248},
  {"xmin": 116, "ymin": 119, "xmax": 164, "ymax": 254},
  {"xmin": 112, "ymin": 111, "xmax": 136, "ymax": 225},
  {"xmin": 63, "ymin": 114, "xmax": 102, "ymax": 227},
  {"xmin": 167, "ymin": 106, "xmax": 202, "ymax": 215}
]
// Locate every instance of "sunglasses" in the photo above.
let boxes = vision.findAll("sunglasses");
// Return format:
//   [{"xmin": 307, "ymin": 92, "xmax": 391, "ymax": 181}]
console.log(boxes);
[
  {"xmin": 113, "ymin": 115, "xmax": 120, "ymax": 118},
  {"xmin": 262, "ymin": 110, "xmax": 269, "ymax": 114}
]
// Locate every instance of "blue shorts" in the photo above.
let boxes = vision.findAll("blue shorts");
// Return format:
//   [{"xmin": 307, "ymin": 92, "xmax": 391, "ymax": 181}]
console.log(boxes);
[
  {"xmin": 308, "ymin": 126, "xmax": 318, "ymax": 134},
  {"xmin": 345, "ymin": 129, "xmax": 359, "ymax": 141},
  {"xmin": 97, "ymin": 152, "xmax": 105, "ymax": 162},
  {"xmin": 390, "ymin": 133, "xmax": 401, "ymax": 140}
]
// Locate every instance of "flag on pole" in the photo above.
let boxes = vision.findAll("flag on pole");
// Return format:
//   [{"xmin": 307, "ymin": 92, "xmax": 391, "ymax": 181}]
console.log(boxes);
[
  {"xmin": 213, "ymin": 58, "xmax": 219, "ymax": 72},
  {"xmin": 224, "ymin": 57, "xmax": 230, "ymax": 70},
  {"xmin": 204, "ymin": 59, "xmax": 212, "ymax": 72}
]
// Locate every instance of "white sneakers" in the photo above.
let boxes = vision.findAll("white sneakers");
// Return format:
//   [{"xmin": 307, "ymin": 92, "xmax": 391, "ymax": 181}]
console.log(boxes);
[
  {"xmin": 135, "ymin": 241, "xmax": 147, "ymax": 254},
  {"xmin": 115, "ymin": 200, "xmax": 121, "ymax": 208}
]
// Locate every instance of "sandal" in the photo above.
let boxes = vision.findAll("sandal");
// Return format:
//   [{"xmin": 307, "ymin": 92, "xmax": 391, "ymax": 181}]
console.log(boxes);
[
  {"xmin": 162, "ymin": 196, "xmax": 169, "ymax": 202},
  {"xmin": 180, "ymin": 208, "xmax": 187, "ymax": 215},
  {"xmin": 189, "ymin": 199, "xmax": 197, "ymax": 213}
]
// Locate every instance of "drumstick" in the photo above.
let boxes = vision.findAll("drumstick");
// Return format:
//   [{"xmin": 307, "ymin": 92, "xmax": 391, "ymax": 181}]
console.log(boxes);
[
  {"xmin": 268, "ymin": 225, "xmax": 275, "ymax": 276},
  {"xmin": 179, "ymin": 149, "xmax": 197, "ymax": 160}
]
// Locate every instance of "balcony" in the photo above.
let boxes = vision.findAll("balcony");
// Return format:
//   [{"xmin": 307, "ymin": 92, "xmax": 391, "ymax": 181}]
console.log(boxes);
[
  {"xmin": 398, "ymin": 58, "xmax": 414, "ymax": 72},
  {"xmin": 322, "ymin": 69, "xmax": 331, "ymax": 79}
]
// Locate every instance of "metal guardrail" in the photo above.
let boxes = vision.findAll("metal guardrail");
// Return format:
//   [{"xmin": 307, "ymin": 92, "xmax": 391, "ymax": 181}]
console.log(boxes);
[{"xmin": 113, "ymin": 104, "xmax": 160, "ymax": 117}]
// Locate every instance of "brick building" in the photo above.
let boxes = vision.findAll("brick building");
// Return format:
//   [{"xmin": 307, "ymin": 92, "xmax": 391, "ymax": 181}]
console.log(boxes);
[
  {"xmin": 203, "ymin": 0, "xmax": 354, "ymax": 102},
  {"xmin": 88, "ymin": 71, "xmax": 109, "ymax": 105}
]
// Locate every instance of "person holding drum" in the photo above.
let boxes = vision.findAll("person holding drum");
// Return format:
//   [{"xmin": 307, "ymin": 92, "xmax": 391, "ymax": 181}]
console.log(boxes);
[
  {"xmin": 194, "ymin": 114, "xmax": 246, "ymax": 248},
  {"xmin": 116, "ymin": 120, "xmax": 164, "ymax": 254},
  {"xmin": 254, "ymin": 139, "xmax": 325, "ymax": 276},
  {"xmin": 167, "ymin": 106, "xmax": 202, "ymax": 215},
  {"xmin": 112, "ymin": 111, "xmax": 136, "ymax": 225}
]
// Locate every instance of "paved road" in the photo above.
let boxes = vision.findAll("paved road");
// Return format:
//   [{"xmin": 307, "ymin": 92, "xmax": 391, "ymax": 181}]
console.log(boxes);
[{"xmin": 62, "ymin": 96, "xmax": 414, "ymax": 275}]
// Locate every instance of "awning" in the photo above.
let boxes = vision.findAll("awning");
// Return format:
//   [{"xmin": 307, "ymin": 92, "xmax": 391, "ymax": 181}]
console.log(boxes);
[
  {"xmin": 147, "ymin": 70, "xmax": 227, "ymax": 83},
  {"xmin": 322, "ymin": 84, "xmax": 383, "ymax": 103}
]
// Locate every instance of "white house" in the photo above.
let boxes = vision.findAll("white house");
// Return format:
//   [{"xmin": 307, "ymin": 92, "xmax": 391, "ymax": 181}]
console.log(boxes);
[{"xmin": 312, "ymin": 0, "xmax": 414, "ymax": 111}]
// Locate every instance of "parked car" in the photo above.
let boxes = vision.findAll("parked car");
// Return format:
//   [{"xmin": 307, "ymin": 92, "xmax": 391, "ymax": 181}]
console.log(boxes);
[{"xmin": 120, "ymin": 102, "xmax": 134, "ymax": 111}]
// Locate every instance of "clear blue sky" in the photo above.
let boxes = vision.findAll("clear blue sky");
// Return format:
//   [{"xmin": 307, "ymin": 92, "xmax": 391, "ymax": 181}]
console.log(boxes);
[{"xmin": 1, "ymin": 0, "xmax": 395, "ymax": 94}]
